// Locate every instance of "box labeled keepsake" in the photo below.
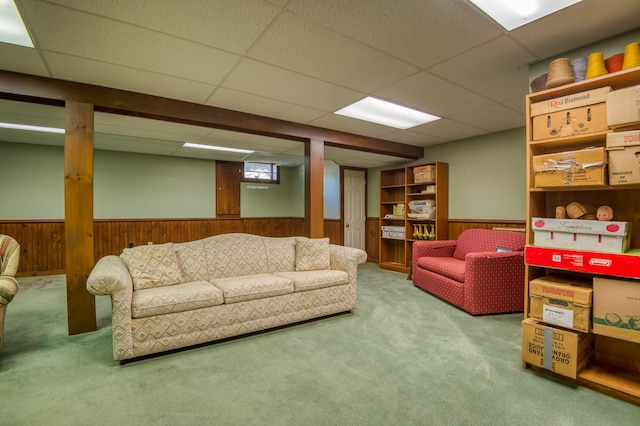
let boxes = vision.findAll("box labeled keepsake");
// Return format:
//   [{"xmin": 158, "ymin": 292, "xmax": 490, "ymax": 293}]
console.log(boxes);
[
  {"xmin": 531, "ymin": 86, "xmax": 611, "ymax": 116},
  {"xmin": 606, "ymin": 130, "xmax": 640, "ymax": 185},
  {"xmin": 381, "ymin": 225, "xmax": 405, "ymax": 240},
  {"xmin": 529, "ymin": 275, "xmax": 593, "ymax": 332},
  {"xmin": 531, "ymin": 217, "xmax": 630, "ymax": 253},
  {"xmin": 606, "ymin": 85, "xmax": 640, "ymax": 129},
  {"xmin": 532, "ymin": 147, "xmax": 606, "ymax": 187},
  {"xmin": 593, "ymin": 276, "xmax": 640, "ymax": 344},
  {"xmin": 521, "ymin": 318, "xmax": 593, "ymax": 379},
  {"xmin": 532, "ymin": 103, "xmax": 608, "ymax": 141}
]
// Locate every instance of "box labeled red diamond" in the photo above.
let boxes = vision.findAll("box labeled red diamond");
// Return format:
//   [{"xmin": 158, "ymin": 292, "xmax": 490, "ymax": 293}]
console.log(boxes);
[{"xmin": 532, "ymin": 217, "xmax": 630, "ymax": 253}]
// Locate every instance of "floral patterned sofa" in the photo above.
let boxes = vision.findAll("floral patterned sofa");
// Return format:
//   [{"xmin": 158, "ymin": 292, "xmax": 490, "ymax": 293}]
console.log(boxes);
[
  {"xmin": 412, "ymin": 228, "xmax": 525, "ymax": 315},
  {"xmin": 87, "ymin": 233, "xmax": 367, "ymax": 361},
  {"xmin": 0, "ymin": 235, "xmax": 20, "ymax": 350}
]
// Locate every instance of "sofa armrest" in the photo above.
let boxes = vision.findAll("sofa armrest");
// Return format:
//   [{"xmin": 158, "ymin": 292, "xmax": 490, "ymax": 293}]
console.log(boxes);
[
  {"xmin": 87, "ymin": 255, "xmax": 134, "ymax": 360},
  {"xmin": 412, "ymin": 240, "xmax": 457, "ymax": 264},
  {"xmin": 463, "ymin": 251, "xmax": 525, "ymax": 314},
  {"xmin": 329, "ymin": 245, "xmax": 367, "ymax": 282},
  {"xmin": 0, "ymin": 276, "xmax": 18, "ymax": 306}
]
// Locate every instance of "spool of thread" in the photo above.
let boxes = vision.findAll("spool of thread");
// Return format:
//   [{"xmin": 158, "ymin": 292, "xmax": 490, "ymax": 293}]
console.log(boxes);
[
  {"xmin": 571, "ymin": 57, "xmax": 588, "ymax": 82},
  {"xmin": 622, "ymin": 42, "xmax": 640, "ymax": 70},
  {"xmin": 546, "ymin": 58, "xmax": 574, "ymax": 89},
  {"xmin": 605, "ymin": 53, "xmax": 625, "ymax": 73},
  {"xmin": 530, "ymin": 73, "xmax": 548, "ymax": 93},
  {"xmin": 585, "ymin": 52, "xmax": 608, "ymax": 79}
]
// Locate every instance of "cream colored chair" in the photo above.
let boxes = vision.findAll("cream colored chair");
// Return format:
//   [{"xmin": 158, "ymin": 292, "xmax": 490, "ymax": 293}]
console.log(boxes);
[{"xmin": 0, "ymin": 235, "xmax": 20, "ymax": 349}]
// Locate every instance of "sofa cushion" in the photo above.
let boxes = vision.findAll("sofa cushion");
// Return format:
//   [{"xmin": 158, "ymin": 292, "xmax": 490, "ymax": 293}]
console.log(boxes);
[
  {"xmin": 274, "ymin": 270, "xmax": 349, "ymax": 292},
  {"xmin": 263, "ymin": 237, "xmax": 296, "ymax": 273},
  {"xmin": 211, "ymin": 274, "xmax": 294, "ymax": 304},
  {"xmin": 174, "ymin": 239, "xmax": 209, "ymax": 282},
  {"xmin": 204, "ymin": 234, "xmax": 269, "ymax": 278},
  {"xmin": 452, "ymin": 229, "xmax": 526, "ymax": 260},
  {"xmin": 416, "ymin": 256, "xmax": 466, "ymax": 283},
  {"xmin": 295, "ymin": 238, "xmax": 330, "ymax": 271},
  {"xmin": 120, "ymin": 243, "xmax": 184, "ymax": 290},
  {"xmin": 131, "ymin": 281, "xmax": 224, "ymax": 319}
]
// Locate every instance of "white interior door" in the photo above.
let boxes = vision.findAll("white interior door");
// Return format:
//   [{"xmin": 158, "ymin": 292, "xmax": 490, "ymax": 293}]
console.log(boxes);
[{"xmin": 344, "ymin": 169, "xmax": 366, "ymax": 250}]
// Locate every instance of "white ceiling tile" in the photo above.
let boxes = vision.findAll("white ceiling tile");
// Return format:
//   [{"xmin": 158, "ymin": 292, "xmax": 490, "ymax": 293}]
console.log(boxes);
[
  {"xmin": 50, "ymin": 0, "xmax": 283, "ymax": 54},
  {"xmin": 21, "ymin": 1, "xmax": 240, "ymax": 84},
  {"xmin": 44, "ymin": 52, "xmax": 218, "ymax": 103},
  {"xmin": 450, "ymin": 104, "xmax": 525, "ymax": 133},
  {"xmin": 0, "ymin": 43, "xmax": 50, "ymax": 76},
  {"xmin": 221, "ymin": 59, "xmax": 363, "ymax": 111},
  {"xmin": 428, "ymin": 36, "xmax": 537, "ymax": 102},
  {"xmin": 286, "ymin": 0, "xmax": 502, "ymax": 68},
  {"xmin": 207, "ymin": 87, "xmax": 326, "ymax": 124},
  {"xmin": 247, "ymin": 11, "xmax": 419, "ymax": 92},
  {"xmin": 410, "ymin": 119, "xmax": 489, "ymax": 142},
  {"xmin": 94, "ymin": 113, "xmax": 212, "ymax": 142},
  {"xmin": 95, "ymin": 133, "xmax": 182, "ymax": 155},
  {"xmin": 374, "ymin": 71, "xmax": 494, "ymax": 117}
]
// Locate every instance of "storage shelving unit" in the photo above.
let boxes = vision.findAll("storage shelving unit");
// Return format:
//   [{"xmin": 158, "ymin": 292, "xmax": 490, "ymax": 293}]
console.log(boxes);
[
  {"xmin": 523, "ymin": 67, "xmax": 640, "ymax": 405},
  {"xmin": 379, "ymin": 162, "xmax": 448, "ymax": 274}
]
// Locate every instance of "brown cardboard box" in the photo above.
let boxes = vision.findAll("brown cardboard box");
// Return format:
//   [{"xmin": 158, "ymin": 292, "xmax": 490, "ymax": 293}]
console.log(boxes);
[
  {"xmin": 593, "ymin": 276, "xmax": 640, "ymax": 344},
  {"xmin": 606, "ymin": 85, "xmax": 640, "ymax": 129},
  {"xmin": 606, "ymin": 130, "xmax": 640, "ymax": 185},
  {"xmin": 532, "ymin": 147, "xmax": 606, "ymax": 187},
  {"xmin": 532, "ymin": 103, "xmax": 608, "ymax": 141},
  {"xmin": 414, "ymin": 165, "xmax": 436, "ymax": 183},
  {"xmin": 531, "ymin": 86, "xmax": 611, "ymax": 116},
  {"xmin": 521, "ymin": 318, "xmax": 593, "ymax": 379},
  {"xmin": 529, "ymin": 275, "xmax": 593, "ymax": 332}
]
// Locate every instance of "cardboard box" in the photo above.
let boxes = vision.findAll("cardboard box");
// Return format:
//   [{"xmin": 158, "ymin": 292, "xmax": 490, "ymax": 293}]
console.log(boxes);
[
  {"xmin": 593, "ymin": 276, "xmax": 640, "ymax": 344},
  {"xmin": 529, "ymin": 275, "xmax": 593, "ymax": 332},
  {"xmin": 531, "ymin": 86, "xmax": 611, "ymax": 116},
  {"xmin": 381, "ymin": 225, "xmax": 405, "ymax": 240},
  {"xmin": 414, "ymin": 165, "xmax": 436, "ymax": 183},
  {"xmin": 525, "ymin": 246, "xmax": 640, "ymax": 279},
  {"xmin": 532, "ymin": 103, "xmax": 608, "ymax": 141},
  {"xmin": 532, "ymin": 147, "xmax": 607, "ymax": 187},
  {"xmin": 606, "ymin": 130, "xmax": 640, "ymax": 185},
  {"xmin": 606, "ymin": 85, "xmax": 640, "ymax": 129},
  {"xmin": 531, "ymin": 217, "xmax": 630, "ymax": 253},
  {"xmin": 521, "ymin": 318, "xmax": 593, "ymax": 379}
]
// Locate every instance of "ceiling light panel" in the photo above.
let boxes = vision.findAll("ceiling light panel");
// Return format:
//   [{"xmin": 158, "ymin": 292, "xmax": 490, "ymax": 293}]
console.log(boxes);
[
  {"xmin": 0, "ymin": 0, "xmax": 34, "ymax": 47},
  {"xmin": 335, "ymin": 97, "xmax": 440, "ymax": 130},
  {"xmin": 469, "ymin": 0, "xmax": 582, "ymax": 31}
]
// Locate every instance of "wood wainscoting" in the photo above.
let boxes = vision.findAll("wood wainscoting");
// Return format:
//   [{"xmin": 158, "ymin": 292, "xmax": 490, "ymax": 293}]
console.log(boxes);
[
  {"xmin": 1, "ymin": 218, "xmax": 355, "ymax": 276},
  {"xmin": 365, "ymin": 218, "xmax": 526, "ymax": 267}
]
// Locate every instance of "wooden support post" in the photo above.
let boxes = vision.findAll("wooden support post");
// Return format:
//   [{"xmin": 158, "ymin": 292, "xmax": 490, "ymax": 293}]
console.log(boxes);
[
  {"xmin": 305, "ymin": 139, "xmax": 324, "ymax": 238},
  {"xmin": 64, "ymin": 100, "xmax": 96, "ymax": 335}
]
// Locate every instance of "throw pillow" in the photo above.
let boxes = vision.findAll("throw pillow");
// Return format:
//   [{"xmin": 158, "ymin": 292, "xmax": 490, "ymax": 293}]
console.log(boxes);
[
  {"xmin": 295, "ymin": 238, "xmax": 330, "ymax": 271},
  {"xmin": 120, "ymin": 243, "xmax": 184, "ymax": 290}
]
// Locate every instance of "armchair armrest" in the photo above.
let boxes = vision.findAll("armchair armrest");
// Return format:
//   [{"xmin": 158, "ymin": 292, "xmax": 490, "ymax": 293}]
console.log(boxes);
[
  {"xmin": 0, "ymin": 276, "xmax": 18, "ymax": 306},
  {"xmin": 412, "ymin": 240, "xmax": 457, "ymax": 263},
  {"xmin": 463, "ymin": 250, "xmax": 525, "ymax": 315}
]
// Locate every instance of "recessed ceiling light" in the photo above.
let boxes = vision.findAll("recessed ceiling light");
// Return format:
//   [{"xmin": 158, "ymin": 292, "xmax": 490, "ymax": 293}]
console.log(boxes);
[
  {"xmin": 183, "ymin": 142, "xmax": 254, "ymax": 154},
  {"xmin": 335, "ymin": 97, "xmax": 440, "ymax": 130},
  {"xmin": 469, "ymin": 0, "xmax": 581, "ymax": 31},
  {"xmin": 0, "ymin": 0, "xmax": 34, "ymax": 47},
  {"xmin": 0, "ymin": 122, "xmax": 64, "ymax": 133}
]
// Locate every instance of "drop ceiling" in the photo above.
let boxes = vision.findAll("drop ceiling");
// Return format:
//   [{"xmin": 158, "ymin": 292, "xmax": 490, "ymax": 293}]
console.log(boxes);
[{"xmin": 1, "ymin": 0, "xmax": 639, "ymax": 168}]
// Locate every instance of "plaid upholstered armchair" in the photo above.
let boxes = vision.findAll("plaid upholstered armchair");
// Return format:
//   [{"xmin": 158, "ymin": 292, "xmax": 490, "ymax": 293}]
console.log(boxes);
[
  {"xmin": 0, "ymin": 235, "xmax": 20, "ymax": 349},
  {"xmin": 412, "ymin": 228, "xmax": 525, "ymax": 315}
]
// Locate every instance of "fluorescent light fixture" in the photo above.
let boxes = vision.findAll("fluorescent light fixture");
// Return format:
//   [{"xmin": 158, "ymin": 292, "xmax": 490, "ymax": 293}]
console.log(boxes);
[
  {"xmin": 0, "ymin": 121, "xmax": 64, "ymax": 133},
  {"xmin": 335, "ymin": 97, "xmax": 440, "ymax": 130},
  {"xmin": 183, "ymin": 142, "xmax": 254, "ymax": 154},
  {"xmin": 469, "ymin": 0, "xmax": 581, "ymax": 31},
  {"xmin": 0, "ymin": 0, "xmax": 34, "ymax": 47}
]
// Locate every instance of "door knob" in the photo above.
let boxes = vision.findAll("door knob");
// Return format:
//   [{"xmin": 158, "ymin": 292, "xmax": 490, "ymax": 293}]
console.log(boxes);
[{"xmin": 346, "ymin": 223, "xmax": 350, "ymax": 228}]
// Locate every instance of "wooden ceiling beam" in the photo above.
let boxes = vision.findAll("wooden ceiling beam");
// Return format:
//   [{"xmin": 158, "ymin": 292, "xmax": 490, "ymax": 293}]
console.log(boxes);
[{"xmin": 0, "ymin": 70, "xmax": 423, "ymax": 160}]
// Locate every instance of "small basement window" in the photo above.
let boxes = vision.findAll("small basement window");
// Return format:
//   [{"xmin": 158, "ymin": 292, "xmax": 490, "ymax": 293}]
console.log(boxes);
[{"xmin": 243, "ymin": 162, "xmax": 279, "ymax": 184}]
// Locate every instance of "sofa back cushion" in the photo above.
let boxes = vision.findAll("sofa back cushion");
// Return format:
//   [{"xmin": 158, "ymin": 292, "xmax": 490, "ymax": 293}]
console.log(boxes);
[
  {"xmin": 452, "ymin": 229, "xmax": 526, "ymax": 260},
  {"xmin": 120, "ymin": 243, "xmax": 184, "ymax": 290},
  {"xmin": 263, "ymin": 236, "xmax": 296, "ymax": 273},
  {"xmin": 174, "ymin": 240, "xmax": 210, "ymax": 282},
  {"xmin": 295, "ymin": 237, "xmax": 331, "ymax": 271},
  {"xmin": 203, "ymin": 233, "xmax": 269, "ymax": 278}
]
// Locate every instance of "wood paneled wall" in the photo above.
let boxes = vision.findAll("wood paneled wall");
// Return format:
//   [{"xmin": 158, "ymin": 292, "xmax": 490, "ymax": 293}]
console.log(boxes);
[{"xmin": 2, "ymin": 217, "xmax": 524, "ymax": 276}]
